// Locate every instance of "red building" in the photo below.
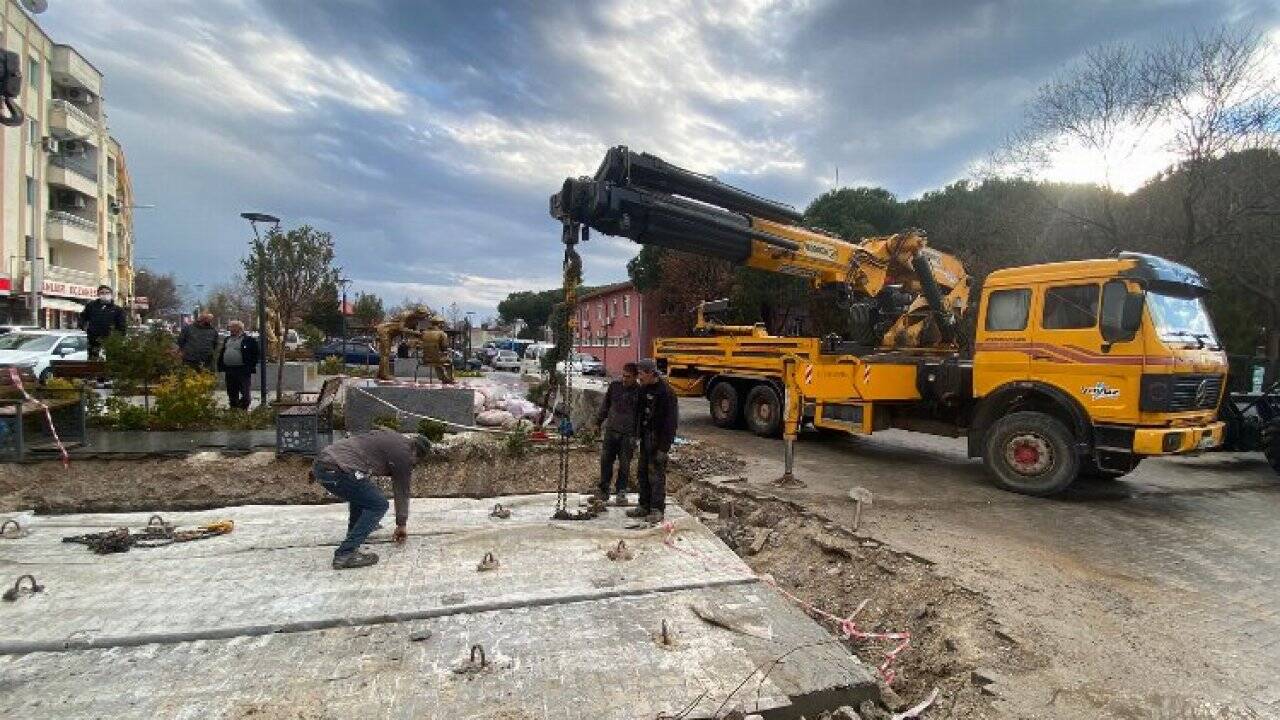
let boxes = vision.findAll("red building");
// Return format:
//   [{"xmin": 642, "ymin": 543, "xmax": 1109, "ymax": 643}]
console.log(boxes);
[{"xmin": 573, "ymin": 281, "xmax": 652, "ymax": 378}]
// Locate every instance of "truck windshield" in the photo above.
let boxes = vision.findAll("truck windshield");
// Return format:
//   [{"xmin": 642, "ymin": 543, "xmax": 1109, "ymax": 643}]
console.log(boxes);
[{"xmin": 1146, "ymin": 292, "xmax": 1220, "ymax": 349}]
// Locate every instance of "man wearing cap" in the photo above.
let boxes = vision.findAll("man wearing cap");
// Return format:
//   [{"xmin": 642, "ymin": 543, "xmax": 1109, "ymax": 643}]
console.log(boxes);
[
  {"xmin": 78, "ymin": 285, "xmax": 127, "ymax": 359},
  {"xmin": 627, "ymin": 358, "xmax": 679, "ymax": 524},
  {"xmin": 311, "ymin": 428, "xmax": 434, "ymax": 569}
]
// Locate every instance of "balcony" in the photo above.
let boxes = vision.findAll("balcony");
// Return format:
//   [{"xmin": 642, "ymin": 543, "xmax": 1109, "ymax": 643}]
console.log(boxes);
[
  {"xmin": 48, "ymin": 99, "xmax": 101, "ymax": 140},
  {"xmin": 46, "ymin": 210, "xmax": 99, "ymax": 249},
  {"xmin": 47, "ymin": 155, "xmax": 99, "ymax": 197},
  {"xmin": 46, "ymin": 264, "xmax": 98, "ymax": 286},
  {"xmin": 51, "ymin": 45, "xmax": 102, "ymax": 96}
]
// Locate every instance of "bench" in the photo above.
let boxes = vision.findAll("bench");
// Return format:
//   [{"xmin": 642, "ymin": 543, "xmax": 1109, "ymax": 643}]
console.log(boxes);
[
  {"xmin": 275, "ymin": 377, "xmax": 342, "ymax": 455},
  {"xmin": 0, "ymin": 365, "xmax": 88, "ymax": 460},
  {"xmin": 49, "ymin": 359, "xmax": 108, "ymax": 380}
]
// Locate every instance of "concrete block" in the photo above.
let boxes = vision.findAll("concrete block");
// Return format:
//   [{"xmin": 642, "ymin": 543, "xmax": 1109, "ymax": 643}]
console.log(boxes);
[
  {"xmin": 345, "ymin": 385, "xmax": 475, "ymax": 432},
  {"xmin": 568, "ymin": 385, "xmax": 606, "ymax": 434},
  {"xmin": 214, "ymin": 361, "xmax": 316, "ymax": 392},
  {"xmin": 393, "ymin": 357, "xmax": 452, "ymax": 380}
]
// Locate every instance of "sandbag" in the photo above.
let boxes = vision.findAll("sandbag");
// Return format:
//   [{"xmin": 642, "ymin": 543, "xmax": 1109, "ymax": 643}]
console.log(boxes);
[{"xmin": 476, "ymin": 409, "xmax": 515, "ymax": 427}]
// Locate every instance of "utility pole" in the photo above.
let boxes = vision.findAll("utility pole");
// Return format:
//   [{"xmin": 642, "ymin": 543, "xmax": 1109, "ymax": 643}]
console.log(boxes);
[{"xmin": 241, "ymin": 212, "xmax": 280, "ymax": 408}]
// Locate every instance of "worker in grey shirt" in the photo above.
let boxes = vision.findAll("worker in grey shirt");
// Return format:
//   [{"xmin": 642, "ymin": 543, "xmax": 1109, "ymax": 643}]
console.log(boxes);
[{"xmin": 311, "ymin": 428, "xmax": 433, "ymax": 569}]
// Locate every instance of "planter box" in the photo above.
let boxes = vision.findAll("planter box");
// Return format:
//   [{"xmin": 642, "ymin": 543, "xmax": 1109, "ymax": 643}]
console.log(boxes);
[
  {"xmin": 215, "ymin": 362, "xmax": 317, "ymax": 392},
  {"xmin": 345, "ymin": 386, "xmax": 475, "ymax": 433}
]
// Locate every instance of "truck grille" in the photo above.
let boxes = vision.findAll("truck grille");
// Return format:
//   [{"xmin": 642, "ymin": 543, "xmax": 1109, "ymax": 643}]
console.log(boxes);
[{"xmin": 1167, "ymin": 374, "xmax": 1223, "ymax": 411}]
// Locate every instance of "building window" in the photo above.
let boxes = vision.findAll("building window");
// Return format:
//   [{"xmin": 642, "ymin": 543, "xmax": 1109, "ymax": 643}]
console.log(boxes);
[
  {"xmin": 25, "ymin": 176, "xmax": 37, "ymax": 206},
  {"xmin": 623, "ymin": 295, "xmax": 630, "ymax": 317},
  {"xmin": 611, "ymin": 299, "xmax": 617, "ymax": 318},
  {"xmin": 28, "ymin": 118, "xmax": 38, "ymax": 147},
  {"xmin": 27, "ymin": 57, "xmax": 39, "ymax": 91},
  {"xmin": 621, "ymin": 333, "xmax": 631, "ymax": 347},
  {"xmin": 597, "ymin": 302, "xmax": 603, "ymax": 321}
]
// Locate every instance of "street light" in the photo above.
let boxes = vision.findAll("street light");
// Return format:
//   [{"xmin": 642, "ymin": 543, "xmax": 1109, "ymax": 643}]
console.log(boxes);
[{"xmin": 241, "ymin": 212, "xmax": 280, "ymax": 407}]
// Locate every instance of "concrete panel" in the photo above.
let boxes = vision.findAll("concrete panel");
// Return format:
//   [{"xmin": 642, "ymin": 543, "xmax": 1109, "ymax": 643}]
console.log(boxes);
[
  {"xmin": 346, "ymin": 385, "xmax": 475, "ymax": 432},
  {"xmin": 214, "ymin": 361, "xmax": 316, "ymax": 392}
]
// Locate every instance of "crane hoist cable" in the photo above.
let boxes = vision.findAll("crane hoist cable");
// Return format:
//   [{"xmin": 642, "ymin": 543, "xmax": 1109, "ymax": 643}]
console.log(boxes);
[{"xmin": 552, "ymin": 220, "xmax": 585, "ymax": 520}]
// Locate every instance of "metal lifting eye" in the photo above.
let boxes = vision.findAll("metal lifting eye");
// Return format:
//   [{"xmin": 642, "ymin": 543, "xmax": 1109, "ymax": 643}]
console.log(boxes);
[
  {"xmin": 469, "ymin": 644, "xmax": 486, "ymax": 667},
  {"xmin": 3, "ymin": 574, "xmax": 43, "ymax": 602}
]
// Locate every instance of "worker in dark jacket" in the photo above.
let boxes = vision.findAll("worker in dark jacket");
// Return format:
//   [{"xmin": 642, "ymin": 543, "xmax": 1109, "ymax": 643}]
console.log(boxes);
[
  {"xmin": 78, "ymin": 285, "xmax": 127, "ymax": 359},
  {"xmin": 216, "ymin": 320, "xmax": 259, "ymax": 410},
  {"xmin": 627, "ymin": 358, "xmax": 679, "ymax": 523},
  {"xmin": 311, "ymin": 429, "xmax": 433, "ymax": 569},
  {"xmin": 594, "ymin": 362, "xmax": 639, "ymax": 506},
  {"xmin": 177, "ymin": 313, "xmax": 219, "ymax": 369}
]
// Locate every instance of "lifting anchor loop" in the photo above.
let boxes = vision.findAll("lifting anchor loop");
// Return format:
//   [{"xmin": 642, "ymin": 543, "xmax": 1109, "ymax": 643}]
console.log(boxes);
[
  {"xmin": 489, "ymin": 504, "xmax": 511, "ymax": 520},
  {"xmin": 3, "ymin": 574, "xmax": 44, "ymax": 602},
  {"xmin": 469, "ymin": 644, "xmax": 487, "ymax": 668},
  {"xmin": 606, "ymin": 539, "xmax": 633, "ymax": 561},
  {"xmin": 476, "ymin": 552, "xmax": 500, "ymax": 572},
  {"xmin": 0, "ymin": 519, "xmax": 21, "ymax": 538}
]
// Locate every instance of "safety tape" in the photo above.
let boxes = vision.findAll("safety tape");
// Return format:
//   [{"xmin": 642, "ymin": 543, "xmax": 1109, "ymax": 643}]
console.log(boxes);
[
  {"xmin": 659, "ymin": 519, "xmax": 911, "ymax": 684},
  {"xmin": 7, "ymin": 366, "xmax": 69, "ymax": 467}
]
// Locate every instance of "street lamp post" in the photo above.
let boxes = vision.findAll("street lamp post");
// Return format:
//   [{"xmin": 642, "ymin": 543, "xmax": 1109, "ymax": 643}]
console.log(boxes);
[{"xmin": 241, "ymin": 212, "xmax": 280, "ymax": 407}]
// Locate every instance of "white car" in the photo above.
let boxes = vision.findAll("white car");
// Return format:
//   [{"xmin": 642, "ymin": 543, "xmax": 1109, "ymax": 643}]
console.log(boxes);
[
  {"xmin": 0, "ymin": 330, "xmax": 90, "ymax": 383},
  {"xmin": 491, "ymin": 349, "xmax": 521, "ymax": 372},
  {"xmin": 520, "ymin": 342, "xmax": 555, "ymax": 375},
  {"xmin": 556, "ymin": 352, "xmax": 605, "ymax": 377}
]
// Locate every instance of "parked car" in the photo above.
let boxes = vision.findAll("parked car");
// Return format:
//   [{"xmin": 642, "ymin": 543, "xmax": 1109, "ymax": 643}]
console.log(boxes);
[
  {"xmin": 521, "ymin": 342, "xmax": 555, "ymax": 375},
  {"xmin": 0, "ymin": 325, "xmax": 39, "ymax": 336},
  {"xmin": 0, "ymin": 330, "xmax": 89, "ymax": 383},
  {"xmin": 556, "ymin": 352, "xmax": 605, "ymax": 377},
  {"xmin": 313, "ymin": 339, "xmax": 380, "ymax": 366},
  {"xmin": 491, "ymin": 349, "xmax": 522, "ymax": 372}
]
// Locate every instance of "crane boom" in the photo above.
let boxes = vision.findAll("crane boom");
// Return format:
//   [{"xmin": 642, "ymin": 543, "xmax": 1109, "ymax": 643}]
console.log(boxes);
[{"xmin": 552, "ymin": 146, "xmax": 970, "ymax": 350}]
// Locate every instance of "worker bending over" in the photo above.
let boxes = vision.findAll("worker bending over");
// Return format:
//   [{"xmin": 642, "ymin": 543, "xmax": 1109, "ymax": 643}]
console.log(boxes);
[
  {"xmin": 312, "ymin": 428, "xmax": 433, "ymax": 569},
  {"xmin": 627, "ymin": 358, "xmax": 679, "ymax": 524}
]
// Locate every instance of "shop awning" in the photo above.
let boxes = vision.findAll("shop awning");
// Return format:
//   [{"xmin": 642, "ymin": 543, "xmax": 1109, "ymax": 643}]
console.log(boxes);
[{"xmin": 41, "ymin": 298, "xmax": 88, "ymax": 313}]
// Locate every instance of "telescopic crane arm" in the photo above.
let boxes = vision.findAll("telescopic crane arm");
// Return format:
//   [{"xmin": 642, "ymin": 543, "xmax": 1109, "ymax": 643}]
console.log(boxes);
[{"xmin": 551, "ymin": 146, "xmax": 969, "ymax": 349}]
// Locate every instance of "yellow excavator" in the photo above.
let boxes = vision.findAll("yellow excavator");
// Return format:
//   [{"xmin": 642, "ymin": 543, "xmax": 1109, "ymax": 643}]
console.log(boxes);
[{"xmin": 552, "ymin": 146, "xmax": 1228, "ymax": 496}]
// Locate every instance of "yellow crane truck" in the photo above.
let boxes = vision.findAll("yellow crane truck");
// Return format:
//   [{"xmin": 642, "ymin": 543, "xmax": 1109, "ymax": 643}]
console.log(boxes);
[{"xmin": 551, "ymin": 146, "xmax": 1228, "ymax": 495}]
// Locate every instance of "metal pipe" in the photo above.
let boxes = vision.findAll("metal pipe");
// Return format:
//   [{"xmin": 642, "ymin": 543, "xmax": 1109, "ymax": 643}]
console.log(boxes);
[{"xmin": 911, "ymin": 254, "xmax": 956, "ymax": 343}]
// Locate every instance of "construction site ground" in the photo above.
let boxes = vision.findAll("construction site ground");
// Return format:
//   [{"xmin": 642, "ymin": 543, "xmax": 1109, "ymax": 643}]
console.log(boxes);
[{"xmin": 2, "ymin": 405, "xmax": 1275, "ymax": 719}]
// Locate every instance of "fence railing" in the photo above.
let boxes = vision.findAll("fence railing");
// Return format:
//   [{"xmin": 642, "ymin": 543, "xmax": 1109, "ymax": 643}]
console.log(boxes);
[{"xmin": 47, "ymin": 210, "xmax": 98, "ymax": 232}]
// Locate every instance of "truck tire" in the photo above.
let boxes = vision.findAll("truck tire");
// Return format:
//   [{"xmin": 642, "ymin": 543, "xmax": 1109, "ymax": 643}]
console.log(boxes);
[
  {"xmin": 983, "ymin": 411, "xmax": 1080, "ymax": 496},
  {"xmin": 744, "ymin": 384, "xmax": 783, "ymax": 438},
  {"xmin": 708, "ymin": 382, "xmax": 743, "ymax": 429},
  {"xmin": 1264, "ymin": 420, "xmax": 1280, "ymax": 476}
]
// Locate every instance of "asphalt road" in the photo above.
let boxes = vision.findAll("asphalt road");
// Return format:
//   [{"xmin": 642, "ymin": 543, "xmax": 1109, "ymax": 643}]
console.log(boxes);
[{"xmin": 676, "ymin": 397, "xmax": 1280, "ymax": 719}]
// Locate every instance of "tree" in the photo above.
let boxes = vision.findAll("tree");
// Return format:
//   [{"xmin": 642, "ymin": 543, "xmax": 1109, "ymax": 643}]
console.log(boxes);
[
  {"xmin": 242, "ymin": 225, "xmax": 340, "ymax": 398},
  {"xmin": 444, "ymin": 302, "xmax": 464, "ymax": 328},
  {"xmin": 805, "ymin": 187, "xmax": 904, "ymax": 239},
  {"xmin": 101, "ymin": 326, "xmax": 179, "ymax": 411},
  {"xmin": 497, "ymin": 288, "xmax": 562, "ymax": 333},
  {"xmin": 351, "ymin": 292, "xmax": 385, "ymax": 329},
  {"xmin": 134, "ymin": 269, "xmax": 181, "ymax": 319},
  {"xmin": 302, "ymin": 279, "xmax": 343, "ymax": 337},
  {"xmin": 202, "ymin": 276, "xmax": 255, "ymax": 328}
]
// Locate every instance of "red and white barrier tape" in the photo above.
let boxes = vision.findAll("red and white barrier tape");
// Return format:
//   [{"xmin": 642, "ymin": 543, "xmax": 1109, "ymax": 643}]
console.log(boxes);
[
  {"xmin": 7, "ymin": 367, "xmax": 69, "ymax": 467},
  {"xmin": 659, "ymin": 519, "xmax": 911, "ymax": 684}
]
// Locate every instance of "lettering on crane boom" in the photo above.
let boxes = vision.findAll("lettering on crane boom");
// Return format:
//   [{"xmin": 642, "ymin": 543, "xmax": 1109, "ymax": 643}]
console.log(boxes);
[{"xmin": 801, "ymin": 241, "xmax": 838, "ymax": 262}]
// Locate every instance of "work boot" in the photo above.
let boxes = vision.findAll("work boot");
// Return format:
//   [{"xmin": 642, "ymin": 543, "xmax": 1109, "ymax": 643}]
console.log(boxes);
[
  {"xmin": 625, "ymin": 506, "xmax": 650, "ymax": 519},
  {"xmin": 646, "ymin": 510, "xmax": 665, "ymax": 524},
  {"xmin": 592, "ymin": 490, "xmax": 609, "ymax": 504},
  {"xmin": 614, "ymin": 493, "xmax": 629, "ymax": 507},
  {"xmin": 332, "ymin": 550, "xmax": 379, "ymax": 570}
]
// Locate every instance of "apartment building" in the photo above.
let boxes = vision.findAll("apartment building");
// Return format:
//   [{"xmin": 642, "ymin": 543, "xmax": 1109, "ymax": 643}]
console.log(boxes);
[
  {"xmin": 1, "ymin": 0, "xmax": 133, "ymax": 327},
  {"xmin": 573, "ymin": 281, "xmax": 651, "ymax": 377}
]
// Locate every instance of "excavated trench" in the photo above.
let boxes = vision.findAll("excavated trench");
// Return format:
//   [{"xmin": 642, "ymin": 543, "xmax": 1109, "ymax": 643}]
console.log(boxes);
[{"xmin": 0, "ymin": 439, "xmax": 1011, "ymax": 718}]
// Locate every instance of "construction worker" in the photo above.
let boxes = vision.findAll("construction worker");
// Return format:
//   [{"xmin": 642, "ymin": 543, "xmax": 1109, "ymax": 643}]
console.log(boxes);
[
  {"xmin": 420, "ymin": 315, "xmax": 454, "ymax": 384},
  {"xmin": 595, "ymin": 362, "xmax": 639, "ymax": 506},
  {"xmin": 78, "ymin": 285, "xmax": 127, "ymax": 359},
  {"xmin": 627, "ymin": 358, "xmax": 679, "ymax": 524},
  {"xmin": 311, "ymin": 428, "xmax": 433, "ymax": 570}
]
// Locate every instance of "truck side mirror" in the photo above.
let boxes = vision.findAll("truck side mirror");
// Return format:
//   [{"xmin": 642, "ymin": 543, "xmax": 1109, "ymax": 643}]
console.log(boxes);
[{"xmin": 1101, "ymin": 280, "xmax": 1142, "ymax": 344}]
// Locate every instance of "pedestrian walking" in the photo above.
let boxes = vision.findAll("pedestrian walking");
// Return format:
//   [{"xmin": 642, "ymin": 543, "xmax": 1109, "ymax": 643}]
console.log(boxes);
[
  {"xmin": 594, "ymin": 362, "xmax": 639, "ymax": 506},
  {"xmin": 78, "ymin": 285, "xmax": 127, "ymax": 359},
  {"xmin": 311, "ymin": 428, "xmax": 434, "ymax": 570},
  {"xmin": 216, "ymin": 320, "xmax": 259, "ymax": 410},
  {"xmin": 177, "ymin": 313, "xmax": 219, "ymax": 370},
  {"xmin": 627, "ymin": 358, "xmax": 679, "ymax": 524}
]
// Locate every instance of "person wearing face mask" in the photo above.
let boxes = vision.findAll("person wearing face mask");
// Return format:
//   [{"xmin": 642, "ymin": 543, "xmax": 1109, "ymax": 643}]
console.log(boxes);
[{"xmin": 78, "ymin": 285, "xmax": 127, "ymax": 360}]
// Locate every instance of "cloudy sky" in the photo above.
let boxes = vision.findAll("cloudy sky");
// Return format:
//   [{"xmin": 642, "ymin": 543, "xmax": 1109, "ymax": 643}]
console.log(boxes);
[{"xmin": 38, "ymin": 0, "xmax": 1279, "ymax": 316}]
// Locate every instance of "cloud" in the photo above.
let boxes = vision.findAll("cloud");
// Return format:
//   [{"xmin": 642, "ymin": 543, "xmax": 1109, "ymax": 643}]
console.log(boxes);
[{"xmin": 32, "ymin": 0, "xmax": 1280, "ymax": 317}]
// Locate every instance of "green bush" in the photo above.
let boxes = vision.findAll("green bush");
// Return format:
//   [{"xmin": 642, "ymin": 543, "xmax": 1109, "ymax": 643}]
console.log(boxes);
[
  {"xmin": 504, "ymin": 426, "xmax": 530, "ymax": 457},
  {"xmin": 151, "ymin": 370, "xmax": 220, "ymax": 430},
  {"xmin": 318, "ymin": 355, "xmax": 346, "ymax": 375},
  {"xmin": 93, "ymin": 395, "xmax": 150, "ymax": 431},
  {"xmin": 454, "ymin": 369, "xmax": 483, "ymax": 378},
  {"xmin": 416, "ymin": 418, "xmax": 446, "ymax": 442},
  {"xmin": 372, "ymin": 415, "xmax": 400, "ymax": 431},
  {"xmin": 102, "ymin": 327, "xmax": 180, "ymax": 401},
  {"xmin": 219, "ymin": 405, "xmax": 275, "ymax": 431}
]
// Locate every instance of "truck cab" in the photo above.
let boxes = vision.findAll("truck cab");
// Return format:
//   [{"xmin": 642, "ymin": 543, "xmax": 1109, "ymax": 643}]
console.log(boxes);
[{"xmin": 971, "ymin": 252, "xmax": 1227, "ymax": 494}]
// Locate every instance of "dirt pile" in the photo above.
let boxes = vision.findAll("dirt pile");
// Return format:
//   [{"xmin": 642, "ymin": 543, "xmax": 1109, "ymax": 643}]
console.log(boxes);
[{"xmin": 676, "ymin": 480, "xmax": 1024, "ymax": 719}]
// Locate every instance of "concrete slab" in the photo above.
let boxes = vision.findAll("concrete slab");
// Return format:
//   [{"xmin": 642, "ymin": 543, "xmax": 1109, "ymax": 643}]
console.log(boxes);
[
  {"xmin": 0, "ymin": 496, "xmax": 876, "ymax": 718},
  {"xmin": 346, "ymin": 385, "xmax": 475, "ymax": 432}
]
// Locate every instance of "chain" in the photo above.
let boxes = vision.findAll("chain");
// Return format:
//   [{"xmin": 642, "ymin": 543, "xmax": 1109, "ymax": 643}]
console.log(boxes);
[
  {"xmin": 62, "ymin": 516, "xmax": 233, "ymax": 554},
  {"xmin": 552, "ymin": 221, "xmax": 585, "ymax": 519}
]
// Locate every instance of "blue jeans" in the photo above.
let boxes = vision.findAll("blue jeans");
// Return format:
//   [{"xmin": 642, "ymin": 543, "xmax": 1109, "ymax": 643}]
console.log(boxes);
[{"xmin": 312, "ymin": 461, "xmax": 388, "ymax": 556}]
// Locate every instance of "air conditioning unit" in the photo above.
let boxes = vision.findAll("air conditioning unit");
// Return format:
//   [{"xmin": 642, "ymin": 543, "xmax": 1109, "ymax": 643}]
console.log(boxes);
[
  {"xmin": 66, "ymin": 87, "xmax": 89, "ymax": 102},
  {"xmin": 40, "ymin": 137, "xmax": 59, "ymax": 154}
]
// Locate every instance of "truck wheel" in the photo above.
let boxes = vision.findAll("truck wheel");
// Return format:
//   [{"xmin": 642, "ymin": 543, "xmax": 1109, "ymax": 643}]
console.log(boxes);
[
  {"xmin": 708, "ymin": 382, "xmax": 742, "ymax": 429},
  {"xmin": 983, "ymin": 411, "xmax": 1080, "ymax": 496},
  {"xmin": 1264, "ymin": 420, "xmax": 1280, "ymax": 476},
  {"xmin": 744, "ymin": 385, "xmax": 783, "ymax": 437}
]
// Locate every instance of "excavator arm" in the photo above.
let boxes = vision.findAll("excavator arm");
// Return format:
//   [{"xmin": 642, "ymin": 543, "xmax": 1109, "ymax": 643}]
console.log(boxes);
[{"xmin": 551, "ymin": 146, "xmax": 970, "ymax": 350}]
